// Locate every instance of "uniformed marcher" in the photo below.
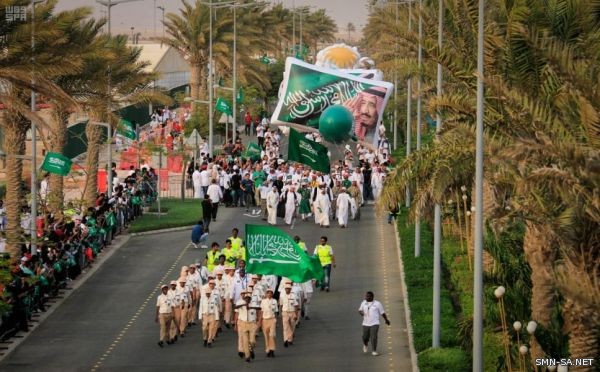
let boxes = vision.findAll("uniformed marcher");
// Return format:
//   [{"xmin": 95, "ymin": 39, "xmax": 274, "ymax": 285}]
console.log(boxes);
[
  {"xmin": 199, "ymin": 288, "xmax": 220, "ymax": 347},
  {"xmin": 313, "ymin": 236, "xmax": 335, "ymax": 292},
  {"xmin": 176, "ymin": 277, "xmax": 190, "ymax": 337},
  {"xmin": 155, "ymin": 284, "xmax": 174, "ymax": 347},
  {"xmin": 167, "ymin": 280, "xmax": 179, "ymax": 342},
  {"xmin": 258, "ymin": 288, "xmax": 278, "ymax": 357},
  {"xmin": 234, "ymin": 290, "xmax": 259, "ymax": 362},
  {"xmin": 279, "ymin": 283, "xmax": 299, "ymax": 347}
]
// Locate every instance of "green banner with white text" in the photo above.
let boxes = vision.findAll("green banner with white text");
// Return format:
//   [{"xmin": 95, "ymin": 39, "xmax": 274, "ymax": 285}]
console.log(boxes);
[
  {"xmin": 245, "ymin": 224, "xmax": 324, "ymax": 283},
  {"xmin": 288, "ymin": 128, "xmax": 330, "ymax": 173},
  {"xmin": 41, "ymin": 152, "xmax": 72, "ymax": 176}
]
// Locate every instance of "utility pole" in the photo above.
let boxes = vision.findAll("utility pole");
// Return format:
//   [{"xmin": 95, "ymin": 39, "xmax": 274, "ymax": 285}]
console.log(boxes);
[
  {"xmin": 30, "ymin": 0, "xmax": 41, "ymax": 255},
  {"xmin": 208, "ymin": 0, "xmax": 214, "ymax": 155},
  {"xmin": 405, "ymin": 1, "xmax": 412, "ymax": 208},
  {"xmin": 96, "ymin": 0, "xmax": 144, "ymax": 35},
  {"xmin": 432, "ymin": 0, "xmax": 444, "ymax": 349},
  {"xmin": 473, "ymin": 0, "xmax": 486, "ymax": 369},
  {"xmin": 414, "ymin": 0, "xmax": 423, "ymax": 258}
]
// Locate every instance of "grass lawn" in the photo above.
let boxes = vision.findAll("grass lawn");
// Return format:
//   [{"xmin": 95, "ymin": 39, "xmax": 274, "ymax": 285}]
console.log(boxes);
[
  {"xmin": 396, "ymin": 209, "xmax": 470, "ymax": 371},
  {"xmin": 129, "ymin": 198, "xmax": 202, "ymax": 233}
]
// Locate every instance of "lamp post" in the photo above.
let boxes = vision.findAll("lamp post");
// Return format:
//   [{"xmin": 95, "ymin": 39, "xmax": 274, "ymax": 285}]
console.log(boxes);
[
  {"xmin": 473, "ymin": 0, "xmax": 485, "ymax": 369},
  {"xmin": 157, "ymin": 5, "xmax": 165, "ymax": 41},
  {"xmin": 96, "ymin": 0, "xmax": 145, "ymax": 35},
  {"xmin": 212, "ymin": 1, "xmax": 263, "ymax": 144},
  {"xmin": 30, "ymin": 0, "xmax": 45, "ymax": 255},
  {"xmin": 432, "ymin": 0, "xmax": 444, "ymax": 349},
  {"xmin": 414, "ymin": 0, "xmax": 423, "ymax": 258}
]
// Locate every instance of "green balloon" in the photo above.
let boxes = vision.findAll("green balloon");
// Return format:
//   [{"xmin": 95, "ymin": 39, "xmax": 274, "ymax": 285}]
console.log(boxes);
[{"xmin": 318, "ymin": 105, "xmax": 353, "ymax": 143}]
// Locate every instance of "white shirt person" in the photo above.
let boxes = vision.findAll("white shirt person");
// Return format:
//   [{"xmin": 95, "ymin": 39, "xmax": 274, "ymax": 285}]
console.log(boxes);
[{"xmin": 358, "ymin": 291, "xmax": 390, "ymax": 356}]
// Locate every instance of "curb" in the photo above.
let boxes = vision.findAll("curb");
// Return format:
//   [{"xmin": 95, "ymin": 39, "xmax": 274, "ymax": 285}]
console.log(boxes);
[
  {"xmin": 0, "ymin": 233, "xmax": 131, "ymax": 363},
  {"xmin": 130, "ymin": 225, "xmax": 194, "ymax": 236},
  {"xmin": 394, "ymin": 223, "xmax": 419, "ymax": 372}
]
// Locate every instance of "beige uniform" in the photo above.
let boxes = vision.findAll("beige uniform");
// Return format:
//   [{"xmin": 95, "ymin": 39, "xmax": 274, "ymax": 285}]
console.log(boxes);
[
  {"xmin": 279, "ymin": 292, "xmax": 299, "ymax": 343},
  {"xmin": 156, "ymin": 293, "xmax": 173, "ymax": 342},
  {"xmin": 235, "ymin": 298, "xmax": 257, "ymax": 358},
  {"xmin": 199, "ymin": 294, "xmax": 220, "ymax": 342},
  {"xmin": 260, "ymin": 298, "xmax": 278, "ymax": 352}
]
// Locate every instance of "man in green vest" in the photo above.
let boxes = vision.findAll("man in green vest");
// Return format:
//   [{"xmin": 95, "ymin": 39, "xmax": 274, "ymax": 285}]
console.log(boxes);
[
  {"xmin": 229, "ymin": 228, "xmax": 243, "ymax": 251},
  {"xmin": 221, "ymin": 239, "xmax": 238, "ymax": 268},
  {"xmin": 206, "ymin": 242, "xmax": 221, "ymax": 273},
  {"xmin": 293, "ymin": 235, "xmax": 307, "ymax": 252},
  {"xmin": 313, "ymin": 236, "xmax": 335, "ymax": 292}
]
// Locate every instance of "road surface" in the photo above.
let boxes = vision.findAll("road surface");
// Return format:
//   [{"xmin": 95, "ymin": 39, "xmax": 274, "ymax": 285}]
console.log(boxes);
[{"xmin": 0, "ymin": 204, "xmax": 411, "ymax": 372}]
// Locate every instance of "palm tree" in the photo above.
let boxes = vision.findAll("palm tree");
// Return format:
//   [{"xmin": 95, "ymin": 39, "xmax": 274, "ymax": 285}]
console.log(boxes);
[
  {"xmin": 0, "ymin": 0, "xmax": 80, "ymax": 257},
  {"xmin": 46, "ymin": 12, "xmax": 107, "ymax": 214},
  {"xmin": 346, "ymin": 22, "xmax": 356, "ymax": 42},
  {"xmin": 370, "ymin": 0, "xmax": 600, "ymax": 366},
  {"xmin": 161, "ymin": 0, "xmax": 234, "ymax": 105},
  {"xmin": 79, "ymin": 35, "xmax": 167, "ymax": 207}
]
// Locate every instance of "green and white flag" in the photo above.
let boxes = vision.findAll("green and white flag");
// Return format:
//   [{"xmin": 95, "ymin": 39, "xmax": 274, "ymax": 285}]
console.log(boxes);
[
  {"xmin": 244, "ymin": 142, "xmax": 262, "ymax": 161},
  {"xmin": 236, "ymin": 87, "xmax": 244, "ymax": 104},
  {"xmin": 118, "ymin": 119, "xmax": 136, "ymax": 140},
  {"xmin": 41, "ymin": 152, "xmax": 72, "ymax": 176},
  {"xmin": 288, "ymin": 128, "xmax": 330, "ymax": 173},
  {"xmin": 215, "ymin": 97, "xmax": 233, "ymax": 115},
  {"xmin": 245, "ymin": 224, "xmax": 324, "ymax": 283}
]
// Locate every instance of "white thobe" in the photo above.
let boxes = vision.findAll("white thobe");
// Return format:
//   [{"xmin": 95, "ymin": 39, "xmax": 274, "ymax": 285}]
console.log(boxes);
[
  {"xmin": 266, "ymin": 190, "xmax": 279, "ymax": 225},
  {"xmin": 336, "ymin": 192, "xmax": 351, "ymax": 227},
  {"xmin": 192, "ymin": 170, "xmax": 202, "ymax": 198},
  {"xmin": 283, "ymin": 191, "xmax": 300, "ymax": 225},
  {"xmin": 372, "ymin": 172, "xmax": 384, "ymax": 199},
  {"xmin": 315, "ymin": 192, "xmax": 331, "ymax": 227}
]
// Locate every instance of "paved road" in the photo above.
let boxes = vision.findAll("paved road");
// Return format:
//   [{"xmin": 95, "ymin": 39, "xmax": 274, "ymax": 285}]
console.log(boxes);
[{"xmin": 0, "ymin": 204, "xmax": 411, "ymax": 372}]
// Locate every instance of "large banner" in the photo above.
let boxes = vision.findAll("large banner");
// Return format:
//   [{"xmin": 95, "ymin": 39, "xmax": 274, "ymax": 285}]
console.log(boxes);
[
  {"xmin": 271, "ymin": 58, "xmax": 394, "ymax": 146},
  {"xmin": 245, "ymin": 224, "xmax": 324, "ymax": 283}
]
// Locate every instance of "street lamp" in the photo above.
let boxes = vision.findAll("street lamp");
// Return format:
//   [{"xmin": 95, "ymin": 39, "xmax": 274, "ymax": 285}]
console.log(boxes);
[
  {"xmin": 212, "ymin": 1, "xmax": 264, "ymax": 144},
  {"xmin": 95, "ymin": 0, "xmax": 145, "ymax": 35},
  {"xmin": 157, "ymin": 5, "xmax": 165, "ymax": 41},
  {"xmin": 30, "ymin": 0, "xmax": 45, "ymax": 255},
  {"xmin": 473, "ymin": 0, "xmax": 485, "ymax": 370}
]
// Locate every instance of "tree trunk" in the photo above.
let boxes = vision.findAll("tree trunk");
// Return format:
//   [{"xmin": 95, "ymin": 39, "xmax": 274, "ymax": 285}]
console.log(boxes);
[
  {"xmin": 83, "ymin": 121, "xmax": 103, "ymax": 208},
  {"xmin": 523, "ymin": 223, "xmax": 556, "ymax": 327},
  {"xmin": 2, "ymin": 113, "xmax": 27, "ymax": 259},
  {"xmin": 562, "ymin": 297, "xmax": 599, "ymax": 371},
  {"xmin": 47, "ymin": 108, "xmax": 69, "ymax": 214},
  {"xmin": 190, "ymin": 63, "xmax": 202, "ymax": 101}
]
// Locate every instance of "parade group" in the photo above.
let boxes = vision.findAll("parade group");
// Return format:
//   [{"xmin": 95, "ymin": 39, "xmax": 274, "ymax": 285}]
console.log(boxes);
[
  {"xmin": 156, "ymin": 229, "xmax": 335, "ymax": 362},
  {"xmin": 154, "ymin": 114, "xmax": 393, "ymax": 361}
]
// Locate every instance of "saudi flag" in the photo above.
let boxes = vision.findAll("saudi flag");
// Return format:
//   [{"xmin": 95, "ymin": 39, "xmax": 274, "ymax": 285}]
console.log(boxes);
[
  {"xmin": 244, "ymin": 142, "xmax": 262, "ymax": 161},
  {"xmin": 245, "ymin": 224, "xmax": 324, "ymax": 282},
  {"xmin": 287, "ymin": 128, "xmax": 330, "ymax": 173},
  {"xmin": 215, "ymin": 97, "xmax": 233, "ymax": 115},
  {"xmin": 118, "ymin": 119, "xmax": 137, "ymax": 140},
  {"xmin": 41, "ymin": 152, "xmax": 72, "ymax": 176}
]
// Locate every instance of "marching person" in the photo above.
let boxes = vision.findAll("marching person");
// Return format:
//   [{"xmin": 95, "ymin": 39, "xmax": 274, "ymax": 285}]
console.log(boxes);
[
  {"xmin": 176, "ymin": 277, "xmax": 190, "ymax": 337},
  {"xmin": 156, "ymin": 284, "xmax": 174, "ymax": 348},
  {"xmin": 167, "ymin": 280, "xmax": 179, "ymax": 342},
  {"xmin": 314, "ymin": 184, "xmax": 332, "ymax": 228},
  {"xmin": 258, "ymin": 288, "xmax": 278, "ymax": 358},
  {"xmin": 234, "ymin": 290, "xmax": 259, "ymax": 363},
  {"xmin": 266, "ymin": 186, "xmax": 279, "ymax": 225},
  {"xmin": 358, "ymin": 291, "xmax": 390, "ymax": 356},
  {"xmin": 301, "ymin": 279, "xmax": 314, "ymax": 320},
  {"xmin": 282, "ymin": 185, "xmax": 301, "ymax": 226},
  {"xmin": 314, "ymin": 236, "xmax": 335, "ymax": 292},
  {"xmin": 187, "ymin": 265, "xmax": 201, "ymax": 326},
  {"xmin": 279, "ymin": 282, "xmax": 299, "ymax": 347},
  {"xmin": 336, "ymin": 187, "xmax": 352, "ymax": 228},
  {"xmin": 199, "ymin": 288, "xmax": 220, "ymax": 347}
]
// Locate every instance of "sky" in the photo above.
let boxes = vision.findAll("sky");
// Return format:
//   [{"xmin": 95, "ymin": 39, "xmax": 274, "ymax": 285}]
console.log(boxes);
[{"xmin": 54, "ymin": 0, "xmax": 370, "ymax": 39}]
